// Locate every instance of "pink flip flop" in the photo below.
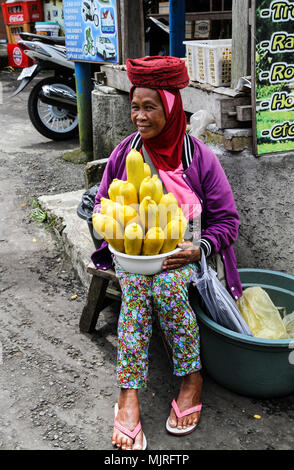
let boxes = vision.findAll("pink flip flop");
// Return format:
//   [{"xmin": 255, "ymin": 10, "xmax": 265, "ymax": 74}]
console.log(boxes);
[
  {"xmin": 113, "ymin": 403, "xmax": 147, "ymax": 450},
  {"xmin": 166, "ymin": 399, "xmax": 202, "ymax": 436}
]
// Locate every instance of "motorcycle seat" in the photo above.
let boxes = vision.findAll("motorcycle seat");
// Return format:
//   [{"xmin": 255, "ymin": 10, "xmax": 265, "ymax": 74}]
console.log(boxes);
[{"xmin": 19, "ymin": 32, "xmax": 66, "ymax": 46}]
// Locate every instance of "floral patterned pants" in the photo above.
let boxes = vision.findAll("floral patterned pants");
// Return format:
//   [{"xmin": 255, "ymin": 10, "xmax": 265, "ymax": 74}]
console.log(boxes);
[{"xmin": 114, "ymin": 259, "xmax": 202, "ymax": 389}]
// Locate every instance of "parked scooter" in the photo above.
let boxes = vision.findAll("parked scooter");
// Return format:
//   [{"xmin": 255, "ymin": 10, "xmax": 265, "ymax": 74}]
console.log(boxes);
[{"xmin": 12, "ymin": 32, "xmax": 78, "ymax": 141}]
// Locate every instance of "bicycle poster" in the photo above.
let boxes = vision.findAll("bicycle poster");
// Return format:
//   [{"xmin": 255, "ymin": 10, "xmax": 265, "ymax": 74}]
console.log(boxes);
[{"xmin": 63, "ymin": 0, "xmax": 120, "ymax": 64}]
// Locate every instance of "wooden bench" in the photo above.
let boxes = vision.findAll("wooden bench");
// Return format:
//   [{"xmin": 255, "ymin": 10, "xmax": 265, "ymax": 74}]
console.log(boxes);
[
  {"xmin": 79, "ymin": 262, "xmax": 173, "ymax": 365},
  {"xmin": 79, "ymin": 263, "xmax": 121, "ymax": 333},
  {"xmin": 80, "ymin": 159, "xmax": 173, "ymax": 361}
]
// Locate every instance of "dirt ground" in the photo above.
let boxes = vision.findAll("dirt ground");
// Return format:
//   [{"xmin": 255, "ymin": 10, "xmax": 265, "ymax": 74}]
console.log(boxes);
[{"xmin": 0, "ymin": 70, "xmax": 293, "ymax": 455}]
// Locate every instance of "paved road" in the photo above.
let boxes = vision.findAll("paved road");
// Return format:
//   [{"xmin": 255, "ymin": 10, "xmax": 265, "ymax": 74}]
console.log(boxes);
[{"xmin": 0, "ymin": 70, "xmax": 293, "ymax": 455}]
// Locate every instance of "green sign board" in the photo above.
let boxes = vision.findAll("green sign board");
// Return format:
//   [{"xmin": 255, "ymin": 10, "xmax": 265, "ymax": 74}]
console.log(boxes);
[{"xmin": 253, "ymin": 0, "xmax": 294, "ymax": 155}]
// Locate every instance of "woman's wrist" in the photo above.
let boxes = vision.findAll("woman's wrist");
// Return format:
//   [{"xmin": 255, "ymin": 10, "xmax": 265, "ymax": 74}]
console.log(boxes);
[{"xmin": 178, "ymin": 242, "xmax": 201, "ymax": 263}]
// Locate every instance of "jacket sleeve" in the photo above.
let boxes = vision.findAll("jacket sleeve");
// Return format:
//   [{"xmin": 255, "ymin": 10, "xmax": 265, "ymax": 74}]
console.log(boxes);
[
  {"xmin": 93, "ymin": 140, "xmax": 126, "ymax": 211},
  {"xmin": 93, "ymin": 134, "xmax": 134, "ymax": 211},
  {"xmin": 93, "ymin": 157, "xmax": 115, "ymax": 211},
  {"xmin": 199, "ymin": 147, "xmax": 240, "ymax": 255}
]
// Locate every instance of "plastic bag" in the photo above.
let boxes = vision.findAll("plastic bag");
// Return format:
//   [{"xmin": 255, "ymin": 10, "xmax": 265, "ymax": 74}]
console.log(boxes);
[
  {"xmin": 283, "ymin": 312, "xmax": 294, "ymax": 338},
  {"xmin": 76, "ymin": 183, "xmax": 100, "ymax": 222},
  {"xmin": 189, "ymin": 110, "xmax": 215, "ymax": 141},
  {"xmin": 236, "ymin": 286, "xmax": 288, "ymax": 339},
  {"xmin": 192, "ymin": 251, "xmax": 253, "ymax": 336},
  {"xmin": 76, "ymin": 183, "xmax": 102, "ymax": 249}
]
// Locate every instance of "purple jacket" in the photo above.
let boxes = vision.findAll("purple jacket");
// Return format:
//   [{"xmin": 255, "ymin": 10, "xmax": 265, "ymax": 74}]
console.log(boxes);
[{"xmin": 92, "ymin": 133, "xmax": 243, "ymax": 300}]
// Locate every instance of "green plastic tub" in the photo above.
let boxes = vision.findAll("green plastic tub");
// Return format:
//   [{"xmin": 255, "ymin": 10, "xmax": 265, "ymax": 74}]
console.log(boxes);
[{"xmin": 189, "ymin": 269, "xmax": 294, "ymax": 398}]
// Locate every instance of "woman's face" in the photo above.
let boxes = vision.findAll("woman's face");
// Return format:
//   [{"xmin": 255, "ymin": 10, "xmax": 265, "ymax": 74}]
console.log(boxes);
[{"xmin": 131, "ymin": 88, "xmax": 166, "ymax": 139}]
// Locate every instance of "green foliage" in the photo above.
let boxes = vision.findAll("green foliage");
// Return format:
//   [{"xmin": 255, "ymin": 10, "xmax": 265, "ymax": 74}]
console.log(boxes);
[
  {"xmin": 255, "ymin": 0, "xmax": 294, "ymax": 154},
  {"xmin": 256, "ymin": 83, "xmax": 285, "ymax": 99},
  {"xmin": 30, "ymin": 199, "xmax": 47, "ymax": 223},
  {"xmin": 256, "ymin": 0, "xmax": 293, "ymax": 83},
  {"xmin": 256, "ymin": 109, "xmax": 294, "ymax": 154},
  {"xmin": 256, "ymin": 44, "xmax": 270, "ymax": 81}
]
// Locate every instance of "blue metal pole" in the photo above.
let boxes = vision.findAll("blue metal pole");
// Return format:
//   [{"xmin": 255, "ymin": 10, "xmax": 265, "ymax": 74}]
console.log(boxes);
[
  {"xmin": 74, "ymin": 61, "xmax": 93, "ymax": 160},
  {"xmin": 169, "ymin": 0, "xmax": 186, "ymax": 57}
]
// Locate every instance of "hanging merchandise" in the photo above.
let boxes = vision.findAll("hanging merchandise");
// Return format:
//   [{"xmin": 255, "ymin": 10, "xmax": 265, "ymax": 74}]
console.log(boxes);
[{"xmin": 192, "ymin": 251, "xmax": 253, "ymax": 336}]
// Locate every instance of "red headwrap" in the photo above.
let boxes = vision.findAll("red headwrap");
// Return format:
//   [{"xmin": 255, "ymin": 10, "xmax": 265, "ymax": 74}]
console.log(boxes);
[
  {"xmin": 126, "ymin": 56, "xmax": 189, "ymax": 171},
  {"xmin": 126, "ymin": 56, "xmax": 189, "ymax": 91}
]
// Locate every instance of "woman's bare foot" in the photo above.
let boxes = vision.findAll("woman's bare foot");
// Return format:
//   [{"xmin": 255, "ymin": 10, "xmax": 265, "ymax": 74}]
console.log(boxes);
[
  {"xmin": 168, "ymin": 371, "xmax": 203, "ymax": 430},
  {"xmin": 112, "ymin": 389, "xmax": 144, "ymax": 450}
]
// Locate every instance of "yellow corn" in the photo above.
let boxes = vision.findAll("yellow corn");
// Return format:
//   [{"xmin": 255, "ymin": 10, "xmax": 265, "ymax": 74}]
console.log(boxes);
[
  {"xmin": 142, "ymin": 226, "xmax": 164, "ymax": 255},
  {"xmin": 92, "ymin": 213, "xmax": 124, "ymax": 253},
  {"xmin": 174, "ymin": 207, "xmax": 188, "ymax": 228},
  {"xmin": 139, "ymin": 196, "xmax": 159, "ymax": 232},
  {"xmin": 100, "ymin": 197, "xmax": 121, "ymax": 220},
  {"xmin": 160, "ymin": 218, "xmax": 186, "ymax": 253},
  {"xmin": 119, "ymin": 180, "xmax": 138, "ymax": 205},
  {"xmin": 126, "ymin": 149, "xmax": 145, "ymax": 194},
  {"xmin": 159, "ymin": 192, "xmax": 178, "ymax": 207},
  {"xmin": 108, "ymin": 178, "xmax": 124, "ymax": 202},
  {"xmin": 117, "ymin": 204, "xmax": 138, "ymax": 228},
  {"xmin": 124, "ymin": 223, "xmax": 144, "ymax": 255},
  {"xmin": 144, "ymin": 162, "xmax": 151, "ymax": 178},
  {"xmin": 151, "ymin": 175, "xmax": 164, "ymax": 204},
  {"xmin": 139, "ymin": 176, "xmax": 156, "ymax": 202},
  {"xmin": 158, "ymin": 192, "xmax": 179, "ymax": 229}
]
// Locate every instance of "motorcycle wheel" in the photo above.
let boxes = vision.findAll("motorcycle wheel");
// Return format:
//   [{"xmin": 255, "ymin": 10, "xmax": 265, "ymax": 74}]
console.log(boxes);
[
  {"xmin": 28, "ymin": 77, "xmax": 79, "ymax": 141},
  {"xmin": 93, "ymin": 14, "xmax": 99, "ymax": 27}
]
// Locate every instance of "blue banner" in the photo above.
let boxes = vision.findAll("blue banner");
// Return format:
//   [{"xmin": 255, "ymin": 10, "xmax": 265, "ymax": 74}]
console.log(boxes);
[{"xmin": 63, "ymin": 0, "xmax": 119, "ymax": 63}]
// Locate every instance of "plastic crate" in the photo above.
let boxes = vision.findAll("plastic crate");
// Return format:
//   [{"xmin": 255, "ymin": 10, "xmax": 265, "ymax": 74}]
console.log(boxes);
[
  {"xmin": 7, "ymin": 42, "xmax": 34, "ymax": 67},
  {"xmin": 5, "ymin": 22, "xmax": 34, "ymax": 44},
  {"xmin": 183, "ymin": 39, "xmax": 232, "ymax": 87},
  {"xmin": 158, "ymin": 2, "xmax": 169, "ymax": 14},
  {"xmin": 1, "ymin": 0, "xmax": 43, "ymax": 25}
]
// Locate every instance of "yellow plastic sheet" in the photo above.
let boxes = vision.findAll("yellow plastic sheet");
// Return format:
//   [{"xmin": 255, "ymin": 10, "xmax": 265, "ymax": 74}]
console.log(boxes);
[
  {"xmin": 237, "ymin": 287, "xmax": 288, "ymax": 339},
  {"xmin": 283, "ymin": 312, "xmax": 294, "ymax": 338}
]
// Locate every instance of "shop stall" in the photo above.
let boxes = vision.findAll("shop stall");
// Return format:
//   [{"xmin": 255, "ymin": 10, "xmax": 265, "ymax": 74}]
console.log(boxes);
[
  {"xmin": 1, "ymin": 0, "xmax": 43, "ymax": 67},
  {"xmin": 1, "ymin": 0, "xmax": 66, "ymax": 66}
]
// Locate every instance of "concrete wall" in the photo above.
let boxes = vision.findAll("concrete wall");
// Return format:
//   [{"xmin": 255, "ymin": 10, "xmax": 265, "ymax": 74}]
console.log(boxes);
[
  {"xmin": 212, "ymin": 146, "xmax": 294, "ymax": 276},
  {"xmin": 91, "ymin": 87, "xmax": 294, "ymax": 276},
  {"xmin": 92, "ymin": 86, "xmax": 134, "ymax": 161}
]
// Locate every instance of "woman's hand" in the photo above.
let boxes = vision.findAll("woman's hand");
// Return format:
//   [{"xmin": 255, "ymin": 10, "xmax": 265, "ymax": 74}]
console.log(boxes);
[{"xmin": 161, "ymin": 241, "xmax": 201, "ymax": 270}]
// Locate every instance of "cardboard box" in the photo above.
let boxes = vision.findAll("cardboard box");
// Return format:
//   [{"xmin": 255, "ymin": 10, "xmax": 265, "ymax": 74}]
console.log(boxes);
[
  {"xmin": 194, "ymin": 20, "xmax": 211, "ymax": 39},
  {"xmin": 1, "ymin": 0, "xmax": 43, "ymax": 25},
  {"xmin": 7, "ymin": 42, "xmax": 34, "ymax": 67},
  {"xmin": 158, "ymin": 2, "xmax": 169, "ymax": 15},
  {"xmin": 5, "ymin": 22, "xmax": 34, "ymax": 44}
]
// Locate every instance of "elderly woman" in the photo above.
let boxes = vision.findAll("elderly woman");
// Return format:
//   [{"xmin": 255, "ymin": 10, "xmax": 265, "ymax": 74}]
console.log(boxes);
[{"xmin": 92, "ymin": 56, "xmax": 242, "ymax": 450}]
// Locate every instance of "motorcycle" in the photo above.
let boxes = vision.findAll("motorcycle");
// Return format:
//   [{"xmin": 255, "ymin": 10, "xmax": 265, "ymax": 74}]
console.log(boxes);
[
  {"xmin": 82, "ymin": 0, "xmax": 99, "ymax": 27},
  {"xmin": 12, "ymin": 32, "xmax": 78, "ymax": 141}
]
